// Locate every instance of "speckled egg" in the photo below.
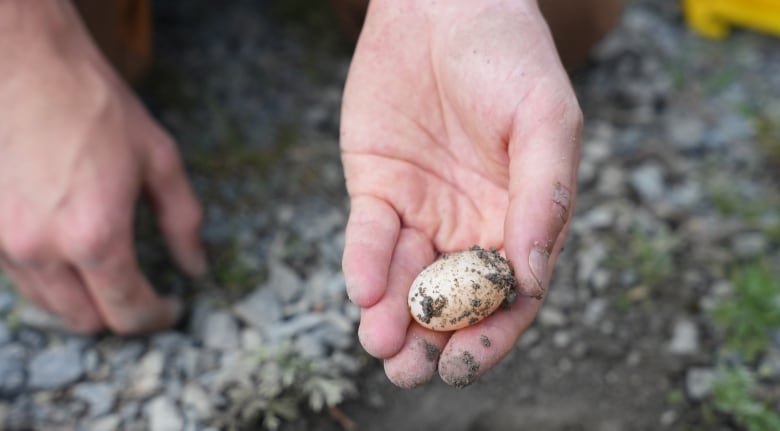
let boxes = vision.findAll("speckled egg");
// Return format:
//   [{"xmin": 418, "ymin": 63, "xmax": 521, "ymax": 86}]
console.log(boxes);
[{"xmin": 408, "ymin": 246, "xmax": 517, "ymax": 331}]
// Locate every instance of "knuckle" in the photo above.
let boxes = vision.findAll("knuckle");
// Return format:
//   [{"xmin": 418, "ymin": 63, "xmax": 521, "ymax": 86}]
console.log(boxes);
[{"xmin": 62, "ymin": 212, "xmax": 122, "ymax": 263}]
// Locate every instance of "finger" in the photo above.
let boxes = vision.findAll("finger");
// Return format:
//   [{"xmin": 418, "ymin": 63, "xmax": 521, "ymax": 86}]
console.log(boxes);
[
  {"xmin": 438, "ymin": 295, "xmax": 543, "ymax": 387},
  {"xmin": 73, "ymin": 232, "xmax": 181, "ymax": 335},
  {"xmin": 30, "ymin": 265, "xmax": 104, "ymax": 333},
  {"xmin": 142, "ymin": 130, "xmax": 207, "ymax": 277},
  {"xmin": 505, "ymin": 96, "xmax": 581, "ymax": 299},
  {"xmin": 384, "ymin": 323, "xmax": 450, "ymax": 388},
  {"xmin": 342, "ymin": 195, "xmax": 400, "ymax": 307},
  {"xmin": 358, "ymin": 227, "xmax": 434, "ymax": 359}
]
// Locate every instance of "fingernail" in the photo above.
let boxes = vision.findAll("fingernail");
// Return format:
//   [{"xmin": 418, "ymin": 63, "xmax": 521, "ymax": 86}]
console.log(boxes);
[{"xmin": 528, "ymin": 246, "xmax": 549, "ymax": 298}]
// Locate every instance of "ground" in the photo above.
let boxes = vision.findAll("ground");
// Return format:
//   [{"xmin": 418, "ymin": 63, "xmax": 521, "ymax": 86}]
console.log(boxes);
[{"xmin": 1, "ymin": 1, "xmax": 780, "ymax": 430}]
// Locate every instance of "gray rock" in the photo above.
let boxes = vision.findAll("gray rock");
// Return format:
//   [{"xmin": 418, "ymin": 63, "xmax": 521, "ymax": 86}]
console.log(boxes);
[
  {"xmin": 668, "ymin": 115, "xmax": 705, "ymax": 151},
  {"xmin": 582, "ymin": 299, "xmax": 608, "ymax": 327},
  {"xmin": 201, "ymin": 311, "xmax": 240, "ymax": 351},
  {"xmin": 0, "ymin": 321, "xmax": 11, "ymax": 346},
  {"xmin": 539, "ymin": 307, "xmax": 568, "ymax": 327},
  {"xmin": 0, "ymin": 290, "xmax": 15, "ymax": 314},
  {"xmin": 73, "ymin": 381, "xmax": 116, "ymax": 417},
  {"xmin": 685, "ymin": 367, "xmax": 717, "ymax": 400},
  {"xmin": 146, "ymin": 396, "xmax": 183, "ymax": 431},
  {"xmin": 630, "ymin": 162, "xmax": 666, "ymax": 202},
  {"xmin": 28, "ymin": 344, "xmax": 85, "ymax": 390},
  {"xmin": 265, "ymin": 259, "xmax": 304, "ymax": 302},
  {"xmin": 758, "ymin": 348, "xmax": 780, "ymax": 380},
  {"xmin": 181, "ymin": 382, "xmax": 212, "ymax": 420},
  {"xmin": 294, "ymin": 333, "xmax": 328, "ymax": 359},
  {"xmin": 129, "ymin": 350, "xmax": 165, "ymax": 399},
  {"xmin": 146, "ymin": 396, "xmax": 184, "ymax": 431},
  {"xmin": 233, "ymin": 288, "xmax": 283, "ymax": 331},
  {"xmin": 667, "ymin": 319, "xmax": 700, "ymax": 355},
  {"xmin": 731, "ymin": 232, "xmax": 767, "ymax": 259},
  {"xmin": 86, "ymin": 414, "xmax": 121, "ymax": 431},
  {"xmin": 265, "ymin": 313, "xmax": 328, "ymax": 341},
  {"xmin": 106, "ymin": 340, "xmax": 146, "ymax": 370},
  {"xmin": 0, "ymin": 345, "xmax": 26, "ymax": 396}
]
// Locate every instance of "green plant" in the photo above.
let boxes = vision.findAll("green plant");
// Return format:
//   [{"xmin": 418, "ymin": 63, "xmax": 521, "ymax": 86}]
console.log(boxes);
[
  {"xmin": 712, "ymin": 262, "xmax": 780, "ymax": 361},
  {"xmin": 712, "ymin": 365, "xmax": 780, "ymax": 431},
  {"xmin": 609, "ymin": 228, "xmax": 676, "ymax": 288},
  {"xmin": 214, "ymin": 344, "xmax": 357, "ymax": 430}
]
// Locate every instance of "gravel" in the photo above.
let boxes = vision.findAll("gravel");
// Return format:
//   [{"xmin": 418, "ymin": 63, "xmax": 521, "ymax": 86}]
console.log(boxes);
[{"xmin": 0, "ymin": 0, "xmax": 778, "ymax": 430}]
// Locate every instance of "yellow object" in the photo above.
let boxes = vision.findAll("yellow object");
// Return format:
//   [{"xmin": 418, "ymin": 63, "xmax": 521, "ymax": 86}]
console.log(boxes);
[{"xmin": 683, "ymin": 0, "xmax": 780, "ymax": 39}]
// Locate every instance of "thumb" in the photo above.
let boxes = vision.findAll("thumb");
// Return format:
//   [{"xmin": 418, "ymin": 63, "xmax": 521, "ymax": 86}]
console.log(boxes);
[
  {"xmin": 504, "ymin": 99, "xmax": 582, "ymax": 299},
  {"xmin": 142, "ymin": 130, "xmax": 208, "ymax": 278}
]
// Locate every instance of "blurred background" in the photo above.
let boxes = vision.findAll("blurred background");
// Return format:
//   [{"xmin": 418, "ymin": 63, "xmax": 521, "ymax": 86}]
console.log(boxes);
[{"xmin": 1, "ymin": 0, "xmax": 779, "ymax": 430}]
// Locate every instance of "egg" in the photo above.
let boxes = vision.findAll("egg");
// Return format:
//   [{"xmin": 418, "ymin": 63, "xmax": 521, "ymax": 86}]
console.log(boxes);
[{"xmin": 408, "ymin": 246, "xmax": 517, "ymax": 331}]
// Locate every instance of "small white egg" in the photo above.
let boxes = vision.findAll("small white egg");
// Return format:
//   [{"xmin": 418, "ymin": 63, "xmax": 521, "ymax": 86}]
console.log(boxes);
[{"xmin": 408, "ymin": 246, "xmax": 517, "ymax": 331}]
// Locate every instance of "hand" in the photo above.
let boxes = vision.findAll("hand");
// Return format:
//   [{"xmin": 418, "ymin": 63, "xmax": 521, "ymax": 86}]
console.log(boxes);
[
  {"xmin": 341, "ymin": 0, "xmax": 581, "ymax": 387},
  {"xmin": 0, "ymin": 1, "xmax": 206, "ymax": 334}
]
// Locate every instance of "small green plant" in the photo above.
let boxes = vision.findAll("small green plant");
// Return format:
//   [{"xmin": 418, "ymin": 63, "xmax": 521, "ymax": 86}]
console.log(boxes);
[
  {"xmin": 711, "ymin": 262, "xmax": 780, "ymax": 361},
  {"xmin": 609, "ymin": 228, "xmax": 675, "ymax": 288},
  {"xmin": 214, "ymin": 344, "xmax": 357, "ymax": 430},
  {"xmin": 712, "ymin": 365, "xmax": 780, "ymax": 431}
]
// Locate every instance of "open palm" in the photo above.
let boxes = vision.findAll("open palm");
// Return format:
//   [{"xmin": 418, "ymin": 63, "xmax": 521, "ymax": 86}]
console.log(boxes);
[{"xmin": 341, "ymin": 0, "xmax": 582, "ymax": 387}]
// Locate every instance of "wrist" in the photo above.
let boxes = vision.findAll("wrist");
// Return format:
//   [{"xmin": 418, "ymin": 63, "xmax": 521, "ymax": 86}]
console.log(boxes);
[{"xmin": 0, "ymin": 0, "xmax": 103, "ymax": 79}]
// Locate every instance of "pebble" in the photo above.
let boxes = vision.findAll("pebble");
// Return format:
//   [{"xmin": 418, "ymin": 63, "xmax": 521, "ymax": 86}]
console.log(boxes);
[
  {"xmin": 685, "ymin": 367, "xmax": 717, "ymax": 400},
  {"xmin": 129, "ymin": 350, "xmax": 165, "ymax": 399},
  {"xmin": 630, "ymin": 162, "xmax": 666, "ymax": 202},
  {"xmin": 201, "ymin": 312, "xmax": 240, "ymax": 351},
  {"xmin": 539, "ymin": 307, "xmax": 568, "ymax": 327},
  {"xmin": 181, "ymin": 382, "xmax": 212, "ymax": 420},
  {"xmin": 0, "ymin": 321, "xmax": 11, "ymax": 346},
  {"xmin": 0, "ymin": 290, "xmax": 14, "ymax": 313},
  {"xmin": 0, "ymin": 345, "xmax": 27, "ymax": 396},
  {"xmin": 87, "ymin": 414, "xmax": 121, "ymax": 431},
  {"xmin": 667, "ymin": 319, "xmax": 700, "ymax": 355},
  {"xmin": 582, "ymin": 299, "xmax": 608, "ymax": 327},
  {"xmin": 27, "ymin": 344, "xmax": 85, "ymax": 390},
  {"xmin": 147, "ymin": 395, "xmax": 184, "ymax": 431},
  {"xmin": 730, "ymin": 232, "xmax": 767, "ymax": 259},
  {"xmin": 233, "ymin": 288, "xmax": 283, "ymax": 330},
  {"xmin": 73, "ymin": 381, "xmax": 116, "ymax": 417},
  {"xmin": 265, "ymin": 260, "xmax": 305, "ymax": 302}
]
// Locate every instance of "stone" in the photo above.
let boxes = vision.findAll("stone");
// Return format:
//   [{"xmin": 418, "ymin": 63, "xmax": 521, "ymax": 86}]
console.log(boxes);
[
  {"xmin": 538, "ymin": 307, "xmax": 568, "ymax": 327},
  {"xmin": 129, "ymin": 350, "xmax": 165, "ymax": 398},
  {"xmin": 201, "ymin": 311, "xmax": 240, "ymax": 351},
  {"xmin": 730, "ymin": 232, "xmax": 767, "ymax": 259},
  {"xmin": 73, "ymin": 381, "xmax": 116, "ymax": 417},
  {"xmin": 146, "ymin": 396, "xmax": 184, "ymax": 431},
  {"xmin": 265, "ymin": 260, "xmax": 305, "ymax": 302},
  {"xmin": 630, "ymin": 162, "xmax": 665, "ymax": 202},
  {"xmin": 87, "ymin": 415, "xmax": 121, "ymax": 431},
  {"xmin": 28, "ymin": 344, "xmax": 85, "ymax": 390},
  {"xmin": 685, "ymin": 367, "xmax": 717, "ymax": 400},
  {"xmin": 0, "ymin": 291, "xmax": 14, "ymax": 314},
  {"xmin": 181, "ymin": 382, "xmax": 212, "ymax": 420},
  {"xmin": 553, "ymin": 331, "xmax": 572, "ymax": 349},
  {"xmin": 233, "ymin": 288, "xmax": 283, "ymax": 331},
  {"xmin": 582, "ymin": 299, "xmax": 608, "ymax": 327},
  {"xmin": 0, "ymin": 321, "xmax": 11, "ymax": 346},
  {"xmin": 667, "ymin": 319, "xmax": 700, "ymax": 355},
  {"xmin": 0, "ymin": 345, "xmax": 26, "ymax": 397}
]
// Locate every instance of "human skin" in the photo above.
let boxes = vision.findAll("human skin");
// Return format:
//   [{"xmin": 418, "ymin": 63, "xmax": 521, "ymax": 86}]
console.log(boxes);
[
  {"xmin": 340, "ymin": 0, "xmax": 581, "ymax": 387},
  {"xmin": 0, "ymin": 0, "xmax": 206, "ymax": 333}
]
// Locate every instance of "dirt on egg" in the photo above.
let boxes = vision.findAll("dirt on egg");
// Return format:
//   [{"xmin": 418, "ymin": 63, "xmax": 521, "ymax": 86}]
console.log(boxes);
[{"xmin": 408, "ymin": 246, "xmax": 517, "ymax": 331}]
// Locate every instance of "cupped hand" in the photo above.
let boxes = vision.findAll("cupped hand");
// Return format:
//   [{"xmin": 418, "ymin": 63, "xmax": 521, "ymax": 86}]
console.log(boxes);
[
  {"xmin": 341, "ymin": 0, "xmax": 582, "ymax": 387},
  {"xmin": 0, "ymin": 1, "xmax": 205, "ymax": 334}
]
